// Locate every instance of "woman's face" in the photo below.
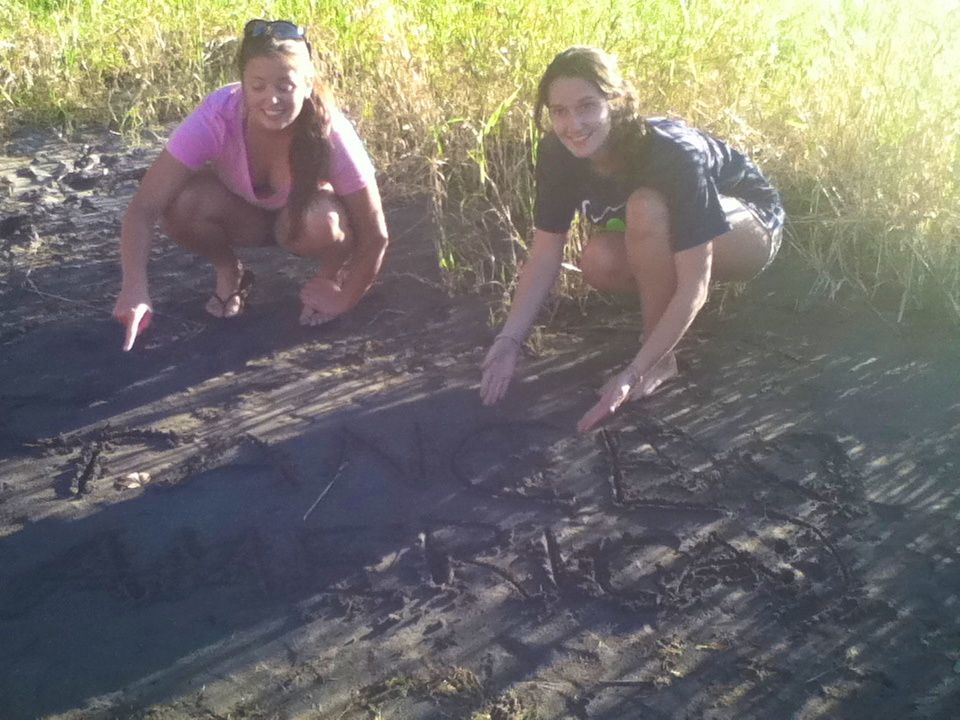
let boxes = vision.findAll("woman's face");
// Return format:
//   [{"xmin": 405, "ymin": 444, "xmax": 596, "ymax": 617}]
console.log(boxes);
[
  {"xmin": 546, "ymin": 76, "xmax": 612, "ymax": 160},
  {"xmin": 242, "ymin": 47, "xmax": 313, "ymax": 133}
]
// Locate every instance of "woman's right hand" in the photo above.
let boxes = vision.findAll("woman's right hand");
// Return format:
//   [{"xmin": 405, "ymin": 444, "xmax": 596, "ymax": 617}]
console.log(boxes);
[
  {"xmin": 478, "ymin": 229, "xmax": 566, "ymax": 406},
  {"xmin": 480, "ymin": 335, "xmax": 523, "ymax": 405},
  {"xmin": 114, "ymin": 150, "xmax": 196, "ymax": 352},
  {"xmin": 113, "ymin": 286, "xmax": 153, "ymax": 352}
]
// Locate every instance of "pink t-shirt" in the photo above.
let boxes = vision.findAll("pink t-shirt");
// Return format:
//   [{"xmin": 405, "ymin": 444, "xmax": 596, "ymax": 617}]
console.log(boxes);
[{"xmin": 166, "ymin": 83, "xmax": 376, "ymax": 210}]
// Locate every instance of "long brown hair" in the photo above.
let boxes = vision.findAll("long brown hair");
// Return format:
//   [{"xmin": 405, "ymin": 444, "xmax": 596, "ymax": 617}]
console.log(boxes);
[
  {"xmin": 535, "ymin": 46, "xmax": 650, "ymax": 178},
  {"xmin": 238, "ymin": 28, "xmax": 332, "ymax": 238}
]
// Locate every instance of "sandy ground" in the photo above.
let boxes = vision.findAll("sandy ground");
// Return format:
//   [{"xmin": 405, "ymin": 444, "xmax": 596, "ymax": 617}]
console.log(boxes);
[{"xmin": 1, "ymin": 128, "xmax": 959, "ymax": 720}]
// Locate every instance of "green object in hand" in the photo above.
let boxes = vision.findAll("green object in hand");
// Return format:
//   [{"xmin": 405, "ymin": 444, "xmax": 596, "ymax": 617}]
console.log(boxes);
[{"xmin": 604, "ymin": 218, "xmax": 626, "ymax": 232}]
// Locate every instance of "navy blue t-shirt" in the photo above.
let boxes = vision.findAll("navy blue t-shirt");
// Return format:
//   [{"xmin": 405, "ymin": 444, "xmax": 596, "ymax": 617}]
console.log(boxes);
[{"xmin": 533, "ymin": 117, "xmax": 784, "ymax": 252}]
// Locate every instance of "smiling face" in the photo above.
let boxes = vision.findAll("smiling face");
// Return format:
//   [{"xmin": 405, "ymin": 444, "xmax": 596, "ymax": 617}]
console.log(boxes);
[
  {"xmin": 546, "ymin": 76, "xmax": 612, "ymax": 161},
  {"xmin": 241, "ymin": 45, "xmax": 313, "ymax": 133}
]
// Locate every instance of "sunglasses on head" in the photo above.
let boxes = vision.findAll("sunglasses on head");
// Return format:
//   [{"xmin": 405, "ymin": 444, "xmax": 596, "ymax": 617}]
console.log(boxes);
[{"xmin": 243, "ymin": 19, "xmax": 307, "ymax": 42}]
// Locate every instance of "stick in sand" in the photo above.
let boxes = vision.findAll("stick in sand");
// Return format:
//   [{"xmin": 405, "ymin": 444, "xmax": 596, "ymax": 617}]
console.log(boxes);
[{"xmin": 303, "ymin": 458, "xmax": 349, "ymax": 522}]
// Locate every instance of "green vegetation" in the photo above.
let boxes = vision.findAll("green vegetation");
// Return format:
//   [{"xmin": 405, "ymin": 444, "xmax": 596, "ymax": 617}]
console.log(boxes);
[{"xmin": 3, "ymin": 0, "xmax": 959, "ymax": 318}]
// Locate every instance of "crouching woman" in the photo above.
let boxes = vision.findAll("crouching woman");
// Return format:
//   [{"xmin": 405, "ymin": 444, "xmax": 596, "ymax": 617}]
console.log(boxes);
[
  {"xmin": 114, "ymin": 19, "xmax": 388, "ymax": 350},
  {"xmin": 480, "ymin": 46, "xmax": 784, "ymax": 432}
]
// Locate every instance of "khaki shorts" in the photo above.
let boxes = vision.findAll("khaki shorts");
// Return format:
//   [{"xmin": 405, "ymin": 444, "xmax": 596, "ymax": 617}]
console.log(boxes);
[{"xmin": 720, "ymin": 195, "xmax": 783, "ymax": 274}]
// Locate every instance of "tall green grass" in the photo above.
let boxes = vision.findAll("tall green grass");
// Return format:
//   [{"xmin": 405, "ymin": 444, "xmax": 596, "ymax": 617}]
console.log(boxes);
[{"xmin": 3, "ymin": 0, "xmax": 959, "ymax": 319}]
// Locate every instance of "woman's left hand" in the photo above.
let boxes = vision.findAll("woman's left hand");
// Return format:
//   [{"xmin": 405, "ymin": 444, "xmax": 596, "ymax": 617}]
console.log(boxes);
[
  {"xmin": 576, "ymin": 364, "xmax": 642, "ymax": 433},
  {"xmin": 299, "ymin": 276, "xmax": 348, "ymax": 325}
]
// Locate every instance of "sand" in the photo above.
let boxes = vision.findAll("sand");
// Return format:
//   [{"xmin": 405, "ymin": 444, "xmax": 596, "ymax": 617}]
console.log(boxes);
[{"xmin": 1, "ymin": 127, "xmax": 958, "ymax": 720}]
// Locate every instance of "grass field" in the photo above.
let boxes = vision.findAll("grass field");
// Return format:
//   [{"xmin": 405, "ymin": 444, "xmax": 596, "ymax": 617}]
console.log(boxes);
[{"xmin": 3, "ymin": 0, "xmax": 959, "ymax": 319}]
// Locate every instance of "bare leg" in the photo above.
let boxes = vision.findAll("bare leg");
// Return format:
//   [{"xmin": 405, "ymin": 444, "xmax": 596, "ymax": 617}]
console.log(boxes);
[
  {"xmin": 161, "ymin": 171, "xmax": 273, "ymax": 317},
  {"xmin": 622, "ymin": 189, "xmax": 681, "ymax": 396},
  {"xmin": 579, "ymin": 192, "xmax": 779, "ymax": 399},
  {"xmin": 580, "ymin": 190, "xmax": 680, "ymax": 398},
  {"xmin": 578, "ymin": 230, "xmax": 635, "ymax": 294},
  {"xmin": 277, "ymin": 188, "xmax": 352, "ymax": 265}
]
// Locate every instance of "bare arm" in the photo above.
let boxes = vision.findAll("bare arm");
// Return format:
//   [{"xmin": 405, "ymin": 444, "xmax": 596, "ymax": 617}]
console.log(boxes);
[
  {"xmin": 577, "ymin": 241, "xmax": 712, "ymax": 431},
  {"xmin": 500, "ymin": 229, "xmax": 567, "ymax": 340},
  {"xmin": 114, "ymin": 150, "xmax": 194, "ymax": 350},
  {"xmin": 119, "ymin": 150, "xmax": 194, "ymax": 293},
  {"xmin": 335, "ymin": 182, "xmax": 389, "ymax": 310},
  {"xmin": 298, "ymin": 181, "xmax": 389, "ymax": 322},
  {"xmin": 480, "ymin": 228, "xmax": 567, "ymax": 405}
]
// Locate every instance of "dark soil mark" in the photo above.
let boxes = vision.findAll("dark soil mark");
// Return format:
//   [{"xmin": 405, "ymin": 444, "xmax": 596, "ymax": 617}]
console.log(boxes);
[
  {"xmin": 245, "ymin": 432, "xmax": 302, "ymax": 487},
  {"xmin": 661, "ymin": 533, "xmax": 800, "ymax": 610},
  {"xmin": 105, "ymin": 531, "xmax": 146, "ymax": 601},
  {"xmin": 421, "ymin": 520, "xmax": 513, "ymax": 590},
  {"xmin": 422, "ymin": 526, "xmax": 454, "ymax": 585},
  {"xmin": 599, "ymin": 428, "xmax": 728, "ymax": 514},
  {"xmin": 764, "ymin": 507, "xmax": 851, "ymax": 587},
  {"xmin": 412, "ymin": 420, "xmax": 427, "ymax": 485},
  {"xmin": 454, "ymin": 557, "xmax": 533, "ymax": 600},
  {"xmin": 1, "ymin": 530, "xmax": 146, "ymax": 619},
  {"xmin": 342, "ymin": 425, "xmax": 417, "ymax": 487},
  {"xmin": 599, "ymin": 429, "xmax": 626, "ymax": 504},
  {"xmin": 736, "ymin": 431, "xmax": 865, "ymax": 516},
  {"xmin": 151, "ymin": 436, "xmax": 244, "ymax": 487},
  {"xmin": 208, "ymin": 528, "xmax": 277, "ymax": 597},
  {"xmin": 70, "ymin": 441, "xmax": 105, "ymax": 497},
  {"xmin": 541, "ymin": 527, "xmax": 564, "ymax": 590},
  {"xmin": 27, "ymin": 423, "xmax": 195, "ymax": 454},
  {"xmin": 297, "ymin": 523, "xmax": 411, "ymax": 580},
  {"xmin": 593, "ymin": 531, "xmax": 682, "ymax": 607},
  {"xmin": 451, "ymin": 421, "xmax": 572, "ymax": 505}
]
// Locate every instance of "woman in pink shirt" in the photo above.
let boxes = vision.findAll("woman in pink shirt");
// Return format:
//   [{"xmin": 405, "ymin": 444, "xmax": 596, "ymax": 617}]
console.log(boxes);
[{"xmin": 113, "ymin": 19, "xmax": 389, "ymax": 350}]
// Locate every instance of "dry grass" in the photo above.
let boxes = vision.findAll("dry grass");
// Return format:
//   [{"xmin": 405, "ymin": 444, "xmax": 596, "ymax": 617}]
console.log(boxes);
[{"xmin": 3, "ymin": 0, "xmax": 959, "ymax": 319}]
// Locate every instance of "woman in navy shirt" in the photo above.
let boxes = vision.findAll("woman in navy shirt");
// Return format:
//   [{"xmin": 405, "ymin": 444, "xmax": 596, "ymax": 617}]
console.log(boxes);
[{"xmin": 480, "ymin": 46, "xmax": 784, "ymax": 432}]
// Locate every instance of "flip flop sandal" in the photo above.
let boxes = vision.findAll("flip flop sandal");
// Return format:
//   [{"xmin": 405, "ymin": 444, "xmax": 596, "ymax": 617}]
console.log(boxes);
[{"xmin": 210, "ymin": 269, "xmax": 255, "ymax": 318}]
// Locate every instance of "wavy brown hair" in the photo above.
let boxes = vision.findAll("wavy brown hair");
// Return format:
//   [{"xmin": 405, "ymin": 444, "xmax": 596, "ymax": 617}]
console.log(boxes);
[
  {"xmin": 238, "ymin": 28, "xmax": 332, "ymax": 239},
  {"xmin": 535, "ymin": 46, "xmax": 650, "ymax": 179}
]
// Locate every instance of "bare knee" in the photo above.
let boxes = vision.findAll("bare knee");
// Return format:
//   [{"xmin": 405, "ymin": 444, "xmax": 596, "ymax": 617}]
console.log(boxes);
[
  {"xmin": 161, "ymin": 184, "xmax": 199, "ymax": 237},
  {"xmin": 581, "ymin": 232, "xmax": 634, "ymax": 293},
  {"xmin": 625, "ymin": 187, "xmax": 670, "ymax": 241},
  {"xmin": 160, "ymin": 173, "xmax": 226, "ymax": 237},
  {"xmin": 278, "ymin": 194, "xmax": 351, "ymax": 257}
]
